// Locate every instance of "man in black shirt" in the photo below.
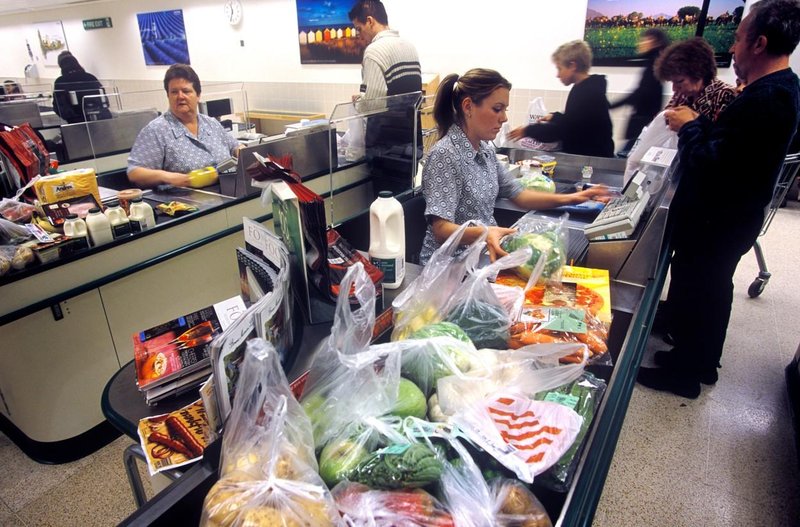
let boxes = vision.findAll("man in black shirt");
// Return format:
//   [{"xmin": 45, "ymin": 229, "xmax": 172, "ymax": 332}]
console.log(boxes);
[{"xmin": 638, "ymin": 0, "xmax": 800, "ymax": 398}]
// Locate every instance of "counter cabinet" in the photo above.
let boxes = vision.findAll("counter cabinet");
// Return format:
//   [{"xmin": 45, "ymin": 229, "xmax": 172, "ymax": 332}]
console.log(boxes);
[{"xmin": 113, "ymin": 152, "xmax": 677, "ymax": 526}]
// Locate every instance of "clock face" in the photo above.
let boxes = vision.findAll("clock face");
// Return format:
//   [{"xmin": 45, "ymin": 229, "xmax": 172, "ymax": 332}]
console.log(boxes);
[{"xmin": 224, "ymin": 0, "xmax": 243, "ymax": 26}]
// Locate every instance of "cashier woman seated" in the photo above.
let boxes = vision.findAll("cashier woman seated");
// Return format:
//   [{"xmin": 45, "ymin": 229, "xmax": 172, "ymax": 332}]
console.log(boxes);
[
  {"xmin": 127, "ymin": 64, "xmax": 241, "ymax": 188},
  {"xmin": 419, "ymin": 68, "xmax": 610, "ymax": 265}
]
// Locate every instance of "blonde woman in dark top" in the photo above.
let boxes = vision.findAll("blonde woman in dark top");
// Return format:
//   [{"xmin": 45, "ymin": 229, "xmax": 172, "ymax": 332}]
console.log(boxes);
[{"xmin": 655, "ymin": 37, "xmax": 737, "ymax": 122}]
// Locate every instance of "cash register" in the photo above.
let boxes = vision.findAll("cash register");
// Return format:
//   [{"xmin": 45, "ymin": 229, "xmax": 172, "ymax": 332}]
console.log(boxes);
[{"xmin": 584, "ymin": 170, "xmax": 650, "ymax": 239}]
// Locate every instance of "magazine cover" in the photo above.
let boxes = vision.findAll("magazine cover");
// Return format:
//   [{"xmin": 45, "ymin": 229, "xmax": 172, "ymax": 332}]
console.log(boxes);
[
  {"xmin": 133, "ymin": 296, "xmax": 246, "ymax": 391},
  {"xmin": 137, "ymin": 399, "xmax": 212, "ymax": 475}
]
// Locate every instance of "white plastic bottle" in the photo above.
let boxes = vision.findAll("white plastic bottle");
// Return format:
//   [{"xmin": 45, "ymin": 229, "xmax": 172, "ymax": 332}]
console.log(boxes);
[
  {"xmin": 369, "ymin": 191, "xmax": 405, "ymax": 289},
  {"xmin": 128, "ymin": 198, "xmax": 156, "ymax": 233},
  {"xmin": 104, "ymin": 200, "xmax": 132, "ymax": 239},
  {"xmin": 62, "ymin": 213, "xmax": 90, "ymax": 250},
  {"xmin": 85, "ymin": 207, "xmax": 113, "ymax": 247}
]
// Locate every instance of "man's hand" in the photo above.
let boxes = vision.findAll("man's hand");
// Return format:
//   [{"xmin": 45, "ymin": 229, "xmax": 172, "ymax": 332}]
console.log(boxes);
[
  {"xmin": 664, "ymin": 106, "xmax": 699, "ymax": 132},
  {"xmin": 486, "ymin": 226, "xmax": 516, "ymax": 262}
]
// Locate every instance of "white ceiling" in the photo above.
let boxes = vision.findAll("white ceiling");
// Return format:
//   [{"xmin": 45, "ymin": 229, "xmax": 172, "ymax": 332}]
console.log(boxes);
[{"xmin": 0, "ymin": 0, "xmax": 110, "ymax": 16}]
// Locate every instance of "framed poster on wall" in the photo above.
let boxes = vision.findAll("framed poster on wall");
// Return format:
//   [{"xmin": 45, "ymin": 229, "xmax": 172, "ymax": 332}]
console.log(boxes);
[
  {"xmin": 296, "ymin": 0, "xmax": 364, "ymax": 64},
  {"xmin": 136, "ymin": 9, "xmax": 191, "ymax": 66},
  {"xmin": 584, "ymin": 0, "xmax": 743, "ymax": 67},
  {"xmin": 35, "ymin": 21, "xmax": 68, "ymax": 67}
]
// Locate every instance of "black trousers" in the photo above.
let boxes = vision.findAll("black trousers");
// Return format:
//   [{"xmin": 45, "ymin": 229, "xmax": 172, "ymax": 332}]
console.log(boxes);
[{"xmin": 664, "ymin": 217, "xmax": 761, "ymax": 373}]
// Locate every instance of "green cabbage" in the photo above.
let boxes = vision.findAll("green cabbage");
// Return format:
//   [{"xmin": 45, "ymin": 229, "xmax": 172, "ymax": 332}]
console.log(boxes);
[
  {"xmin": 404, "ymin": 322, "xmax": 476, "ymax": 391},
  {"xmin": 520, "ymin": 173, "xmax": 556, "ymax": 193},
  {"xmin": 500, "ymin": 230, "xmax": 565, "ymax": 280}
]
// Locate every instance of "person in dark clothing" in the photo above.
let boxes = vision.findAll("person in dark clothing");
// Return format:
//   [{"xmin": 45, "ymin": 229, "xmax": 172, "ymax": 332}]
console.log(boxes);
[
  {"xmin": 637, "ymin": 0, "xmax": 800, "ymax": 399},
  {"xmin": 508, "ymin": 40, "xmax": 614, "ymax": 157},
  {"xmin": 53, "ymin": 53, "xmax": 108, "ymax": 124},
  {"xmin": 610, "ymin": 28, "xmax": 670, "ymax": 155}
]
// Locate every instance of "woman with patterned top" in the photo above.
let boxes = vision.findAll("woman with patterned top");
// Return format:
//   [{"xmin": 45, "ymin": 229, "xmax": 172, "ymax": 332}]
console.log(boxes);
[
  {"xmin": 419, "ymin": 68, "xmax": 610, "ymax": 265},
  {"xmin": 655, "ymin": 37, "xmax": 737, "ymax": 122},
  {"xmin": 127, "ymin": 64, "xmax": 241, "ymax": 188}
]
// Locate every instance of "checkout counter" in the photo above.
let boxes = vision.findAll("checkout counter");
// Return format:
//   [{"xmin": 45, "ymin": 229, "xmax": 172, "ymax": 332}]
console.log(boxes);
[
  {"xmin": 2, "ymin": 81, "xmax": 678, "ymax": 523},
  {"xmin": 105, "ymin": 145, "xmax": 679, "ymax": 526},
  {"xmin": 0, "ymin": 91, "xmax": 421, "ymax": 463}
]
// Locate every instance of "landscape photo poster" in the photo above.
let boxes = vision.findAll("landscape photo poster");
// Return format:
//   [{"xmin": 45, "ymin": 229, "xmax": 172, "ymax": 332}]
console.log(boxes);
[
  {"xmin": 296, "ymin": 0, "xmax": 364, "ymax": 64},
  {"xmin": 35, "ymin": 21, "xmax": 68, "ymax": 67},
  {"xmin": 136, "ymin": 9, "xmax": 190, "ymax": 66},
  {"xmin": 584, "ymin": 0, "xmax": 744, "ymax": 67}
]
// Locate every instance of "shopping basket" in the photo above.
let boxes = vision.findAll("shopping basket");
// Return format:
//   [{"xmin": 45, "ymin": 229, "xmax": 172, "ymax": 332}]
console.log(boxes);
[{"xmin": 748, "ymin": 153, "xmax": 800, "ymax": 298}]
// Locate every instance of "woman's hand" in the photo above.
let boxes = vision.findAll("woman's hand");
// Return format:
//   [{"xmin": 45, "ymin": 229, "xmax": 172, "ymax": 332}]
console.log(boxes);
[
  {"xmin": 164, "ymin": 172, "xmax": 191, "ymax": 187},
  {"xmin": 664, "ymin": 106, "xmax": 698, "ymax": 132},
  {"xmin": 486, "ymin": 226, "xmax": 516, "ymax": 262},
  {"xmin": 576, "ymin": 185, "xmax": 613, "ymax": 203}
]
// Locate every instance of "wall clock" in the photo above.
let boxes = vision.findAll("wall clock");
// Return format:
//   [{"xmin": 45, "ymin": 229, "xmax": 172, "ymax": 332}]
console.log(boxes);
[{"xmin": 224, "ymin": 0, "xmax": 243, "ymax": 26}]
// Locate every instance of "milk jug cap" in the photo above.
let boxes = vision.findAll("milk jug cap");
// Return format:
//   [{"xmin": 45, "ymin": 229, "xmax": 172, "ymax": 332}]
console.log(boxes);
[
  {"xmin": 131, "ymin": 197, "xmax": 143, "ymax": 203},
  {"xmin": 66, "ymin": 213, "xmax": 78, "ymax": 220},
  {"xmin": 107, "ymin": 199, "xmax": 121, "ymax": 208},
  {"xmin": 378, "ymin": 191, "xmax": 393, "ymax": 198},
  {"xmin": 88, "ymin": 207, "xmax": 101, "ymax": 214}
]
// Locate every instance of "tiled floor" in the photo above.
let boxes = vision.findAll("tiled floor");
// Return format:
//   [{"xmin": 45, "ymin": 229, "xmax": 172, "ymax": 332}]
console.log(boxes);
[{"xmin": 0, "ymin": 204, "xmax": 798, "ymax": 526}]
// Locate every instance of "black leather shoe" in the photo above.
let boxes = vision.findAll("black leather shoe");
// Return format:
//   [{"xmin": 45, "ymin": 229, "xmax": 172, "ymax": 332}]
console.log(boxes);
[
  {"xmin": 653, "ymin": 351, "xmax": 718, "ymax": 385},
  {"xmin": 636, "ymin": 367, "xmax": 701, "ymax": 399}
]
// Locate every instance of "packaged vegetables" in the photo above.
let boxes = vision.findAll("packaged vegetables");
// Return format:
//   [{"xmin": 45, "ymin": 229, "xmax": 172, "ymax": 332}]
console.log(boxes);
[{"xmin": 499, "ymin": 212, "xmax": 568, "ymax": 282}]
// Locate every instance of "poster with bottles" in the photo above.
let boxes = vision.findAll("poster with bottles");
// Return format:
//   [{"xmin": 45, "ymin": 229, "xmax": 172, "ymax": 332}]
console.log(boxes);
[{"xmin": 296, "ymin": 0, "xmax": 365, "ymax": 64}]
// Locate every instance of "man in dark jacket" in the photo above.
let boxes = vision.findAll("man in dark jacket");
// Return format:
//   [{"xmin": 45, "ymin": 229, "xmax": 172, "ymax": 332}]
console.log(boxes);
[{"xmin": 638, "ymin": 0, "xmax": 800, "ymax": 398}]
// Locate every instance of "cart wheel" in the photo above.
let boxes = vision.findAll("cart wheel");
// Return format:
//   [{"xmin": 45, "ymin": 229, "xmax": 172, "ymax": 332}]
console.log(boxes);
[{"xmin": 748, "ymin": 278, "xmax": 767, "ymax": 298}]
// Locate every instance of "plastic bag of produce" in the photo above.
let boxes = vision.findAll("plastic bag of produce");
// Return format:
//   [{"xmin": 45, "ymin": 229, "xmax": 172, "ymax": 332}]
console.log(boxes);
[
  {"xmin": 534, "ymin": 372, "xmax": 606, "ymax": 492},
  {"xmin": 519, "ymin": 172, "xmax": 556, "ymax": 193},
  {"xmin": 402, "ymin": 324, "xmax": 478, "ymax": 396},
  {"xmin": 0, "ymin": 197, "xmax": 36, "ymax": 223},
  {"xmin": 300, "ymin": 263, "xmax": 400, "ymax": 450},
  {"xmin": 499, "ymin": 212, "xmax": 568, "ymax": 283},
  {"xmin": 438, "ymin": 432, "xmax": 553, "ymax": 527},
  {"xmin": 437, "ymin": 343, "xmax": 588, "ymax": 419},
  {"xmin": 392, "ymin": 221, "xmax": 487, "ymax": 341},
  {"xmin": 0, "ymin": 218, "xmax": 33, "ymax": 244},
  {"xmin": 333, "ymin": 481, "xmax": 455, "ymax": 526},
  {"xmin": 201, "ymin": 339, "xmax": 341, "ymax": 527},
  {"xmin": 509, "ymin": 308, "xmax": 611, "ymax": 365},
  {"xmin": 442, "ymin": 247, "xmax": 533, "ymax": 349},
  {"xmin": 451, "ymin": 390, "xmax": 583, "ymax": 484}
]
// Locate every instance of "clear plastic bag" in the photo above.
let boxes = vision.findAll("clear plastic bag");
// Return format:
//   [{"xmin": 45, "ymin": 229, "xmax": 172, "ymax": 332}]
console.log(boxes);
[
  {"xmin": 333, "ymin": 481, "xmax": 455, "ymax": 526},
  {"xmin": 299, "ymin": 263, "xmax": 398, "ymax": 451},
  {"xmin": 0, "ymin": 218, "xmax": 33, "ymax": 244},
  {"xmin": 201, "ymin": 338, "xmax": 341, "ymax": 527},
  {"xmin": 402, "ymin": 330, "xmax": 478, "ymax": 397},
  {"xmin": 391, "ymin": 221, "xmax": 487, "ymax": 341},
  {"xmin": 624, "ymin": 110, "xmax": 678, "ymax": 186},
  {"xmin": 534, "ymin": 372, "xmax": 607, "ymax": 492},
  {"xmin": 442, "ymin": 248, "xmax": 532, "ymax": 350},
  {"xmin": 0, "ymin": 197, "xmax": 36, "ymax": 223},
  {"xmin": 0, "ymin": 244, "xmax": 34, "ymax": 274},
  {"xmin": 491, "ymin": 479, "xmax": 552, "ymax": 527},
  {"xmin": 499, "ymin": 212, "xmax": 568, "ymax": 283}
]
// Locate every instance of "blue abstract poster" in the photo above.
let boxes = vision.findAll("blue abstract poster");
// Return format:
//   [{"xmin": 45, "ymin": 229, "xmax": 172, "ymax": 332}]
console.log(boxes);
[{"xmin": 137, "ymin": 9, "xmax": 191, "ymax": 66}]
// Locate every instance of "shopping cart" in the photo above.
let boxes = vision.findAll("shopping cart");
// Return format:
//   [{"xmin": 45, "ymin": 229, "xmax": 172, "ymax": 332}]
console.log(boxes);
[{"xmin": 748, "ymin": 152, "xmax": 800, "ymax": 298}]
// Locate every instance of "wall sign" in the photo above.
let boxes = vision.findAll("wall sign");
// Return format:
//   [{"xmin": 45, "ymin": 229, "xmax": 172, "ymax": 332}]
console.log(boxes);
[{"xmin": 83, "ymin": 18, "xmax": 113, "ymax": 30}]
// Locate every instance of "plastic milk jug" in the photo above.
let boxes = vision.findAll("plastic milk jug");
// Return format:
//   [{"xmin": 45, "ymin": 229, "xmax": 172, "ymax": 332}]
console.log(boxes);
[
  {"xmin": 85, "ymin": 207, "xmax": 113, "ymax": 247},
  {"xmin": 104, "ymin": 200, "xmax": 132, "ymax": 239},
  {"xmin": 369, "ymin": 191, "xmax": 405, "ymax": 289},
  {"xmin": 62, "ymin": 213, "xmax": 89, "ymax": 250},
  {"xmin": 128, "ymin": 198, "xmax": 156, "ymax": 233}
]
